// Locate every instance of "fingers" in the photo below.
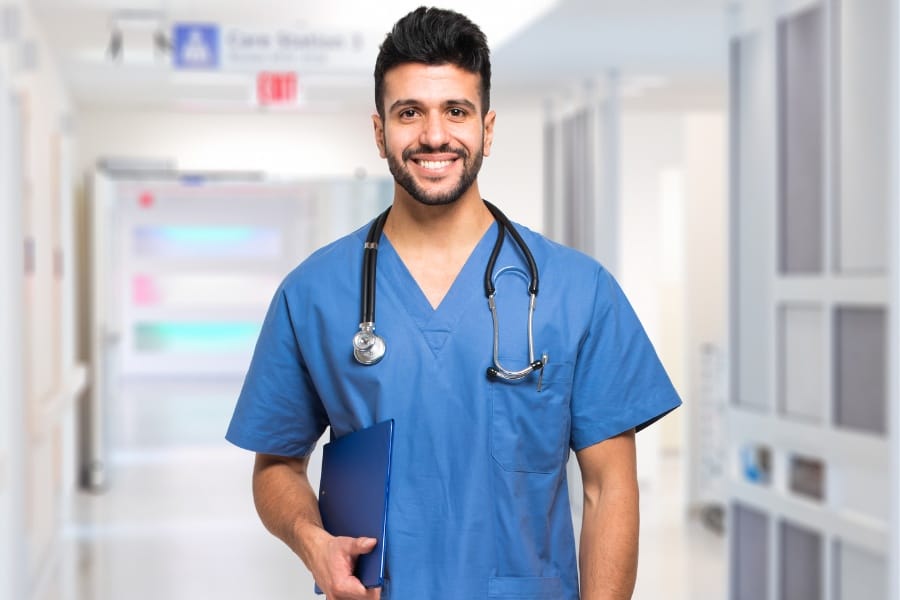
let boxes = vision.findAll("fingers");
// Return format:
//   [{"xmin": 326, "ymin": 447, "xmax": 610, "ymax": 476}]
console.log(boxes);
[
  {"xmin": 322, "ymin": 570, "xmax": 379, "ymax": 600},
  {"xmin": 324, "ymin": 575, "xmax": 368, "ymax": 599},
  {"xmin": 315, "ymin": 536, "xmax": 381, "ymax": 599}
]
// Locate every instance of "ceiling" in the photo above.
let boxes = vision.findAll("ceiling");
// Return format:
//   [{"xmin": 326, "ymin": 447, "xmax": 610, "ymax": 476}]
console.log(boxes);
[{"xmin": 29, "ymin": 0, "xmax": 729, "ymax": 113}]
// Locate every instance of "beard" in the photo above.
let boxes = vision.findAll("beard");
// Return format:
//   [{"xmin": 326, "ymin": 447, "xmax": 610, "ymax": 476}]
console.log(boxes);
[{"xmin": 384, "ymin": 140, "xmax": 484, "ymax": 206}]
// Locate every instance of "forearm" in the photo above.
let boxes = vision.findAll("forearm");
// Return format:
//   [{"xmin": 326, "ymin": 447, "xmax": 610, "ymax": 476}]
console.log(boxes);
[
  {"xmin": 579, "ymin": 480, "xmax": 639, "ymax": 600},
  {"xmin": 252, "ymin": 453, "xmax": 329, "ymax": 569},
  {"xmin": 253, "ymin": 453, "xmax": 378, "ymax": 598}
]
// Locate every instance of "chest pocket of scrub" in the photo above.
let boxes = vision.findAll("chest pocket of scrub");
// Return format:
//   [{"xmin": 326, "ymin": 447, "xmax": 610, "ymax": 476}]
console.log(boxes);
[{"xmin": 490, "ymin": 361, "xmax": 573, "ymax": 473}]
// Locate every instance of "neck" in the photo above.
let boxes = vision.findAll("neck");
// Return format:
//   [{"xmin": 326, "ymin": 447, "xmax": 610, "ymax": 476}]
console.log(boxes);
[
  {"xmin": 384, "ymin": 185, "xmax": 494, "ymax": 250},
  {"xmin": 381, "ymin": 184, "xmax": 496, "ymax": 309}
]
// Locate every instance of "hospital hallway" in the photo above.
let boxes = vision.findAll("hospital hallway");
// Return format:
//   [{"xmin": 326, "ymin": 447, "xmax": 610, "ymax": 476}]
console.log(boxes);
[
  {"xmin": 60, "ymin": 376, "xmax": 314, "ymax": 599},
  {"xmin": 51, "ymin": 378, "xmax": 726, "ymax": 600},
  {"xmin": 4, "ymin": 1, "xmax": 900, "ymax": 598}
]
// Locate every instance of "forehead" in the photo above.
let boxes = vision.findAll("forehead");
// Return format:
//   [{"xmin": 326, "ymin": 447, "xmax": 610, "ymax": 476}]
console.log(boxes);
[{"xmin": 381, "ymin": 63, "xmax": 482, "ymax": 106}]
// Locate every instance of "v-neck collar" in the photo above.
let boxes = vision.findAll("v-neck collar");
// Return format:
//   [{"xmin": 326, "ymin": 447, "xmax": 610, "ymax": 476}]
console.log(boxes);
[{"xmin": 377, "ymin": 222, "xmax": 498, "ymax": 355}]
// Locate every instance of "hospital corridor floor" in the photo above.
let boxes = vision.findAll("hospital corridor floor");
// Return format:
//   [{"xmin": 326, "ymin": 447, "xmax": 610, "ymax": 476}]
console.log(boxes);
[{"xmin": 47, "ymin": 378, "xmax": 725, "ymax": 600}]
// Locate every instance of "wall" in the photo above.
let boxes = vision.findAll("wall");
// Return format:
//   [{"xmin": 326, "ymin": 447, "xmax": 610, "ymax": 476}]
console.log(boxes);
[
  {"xmin": 75, "ymin": 109, "xmax": 386, "ymax": 178},
  {"xmin": 0, "ymin": 1, "xmax": 84, "ymax": 599},
  {"xmin": 477, "ymin": 105, "xmax": 545, "ymax": 231},
  {"xmin": 620, "ymin": 110, "xmax": 727, "ymax": 494},
  {"xmin": 0, "ymin": 44, "xmax": 27, "ymax": 600},
  {"xmin": 620, "ymin": 113, "xmax": 684, "ymax": 347},
  {"xmin": 620, "ymin": 112, "xmax": 687, "ymax": 480},
  {"xmin": 683, "ymin": 112, "xmax": 728, "ymax": 507},
  {"xmin": 74, "ymin": 102, "xmax": 546, "ymax": 233},
  {"xmin": 728, "ymin": 2, "xmax": 896, "ymax": 598}
]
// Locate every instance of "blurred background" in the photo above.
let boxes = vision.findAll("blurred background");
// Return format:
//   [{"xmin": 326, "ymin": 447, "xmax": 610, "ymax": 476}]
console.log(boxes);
[{"xmin": 0, "ymin": 0, "xmax": 897, "ymax": 598}]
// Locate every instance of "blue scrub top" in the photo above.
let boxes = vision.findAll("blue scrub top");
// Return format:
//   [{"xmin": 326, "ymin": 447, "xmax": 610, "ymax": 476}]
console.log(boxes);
[{"xmin": 226, "ymin": 217, "xmax": 681, "ymax": 599}]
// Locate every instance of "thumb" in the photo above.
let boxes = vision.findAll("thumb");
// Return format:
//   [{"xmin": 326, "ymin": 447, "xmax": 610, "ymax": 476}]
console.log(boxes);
[{"xmin": 350, "ymin": 537, "xmax": 377, "ymax": 556}]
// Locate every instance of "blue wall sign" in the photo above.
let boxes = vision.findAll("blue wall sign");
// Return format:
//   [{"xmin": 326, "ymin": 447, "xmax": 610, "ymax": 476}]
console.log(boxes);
[{"xmin": 172, "ymin": 23, "xmax": 220, "ymax": 69}]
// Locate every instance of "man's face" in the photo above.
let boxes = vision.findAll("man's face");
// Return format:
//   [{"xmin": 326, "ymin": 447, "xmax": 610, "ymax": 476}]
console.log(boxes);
[{"xmin": 373, "ymin": 63, "xmax": 495, "ymax": 206}]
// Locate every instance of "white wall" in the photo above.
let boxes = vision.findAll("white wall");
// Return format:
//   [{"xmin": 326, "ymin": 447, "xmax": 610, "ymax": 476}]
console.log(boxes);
[
  {"xmin": 683, "ymin": 113, "xmax": 727, "ymax": 379},
  {"xmin": 683, "ymin": 112, "xmax": 727, "ymax": 507},
  {"xmin": 620, "ymin": 112, "xmax": 687, "ymax": 480},
  {"xmin": 1, "ymin": 1, "xmax": 83, "ymax": 599},
  {"xmin": 75, "ymin": 109, "xmax": 386, "ymax": 179},
  {"xmin": 0, "ymin": 51, "xmax": 27, "ymax": 600},
  {"xmin": 74, "ymin": 101, "xmax": 546, "ymax": 233},
  {"xmin": 478, "ymin": 104, "xmax": 545, "ymax": 231},
  {"xmin": 619, "ymin": 110, "xmax": 727, "ymax": 491},
  {"xmin": 621, "ymin": 113, "xmax": 684, "ymax": 349}
]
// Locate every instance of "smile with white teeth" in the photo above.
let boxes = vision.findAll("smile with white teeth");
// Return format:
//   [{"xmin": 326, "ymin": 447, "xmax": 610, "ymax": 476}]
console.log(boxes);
[{"xmin": 416, "ymin": 159, "xmax": 453, "ymax": 170}]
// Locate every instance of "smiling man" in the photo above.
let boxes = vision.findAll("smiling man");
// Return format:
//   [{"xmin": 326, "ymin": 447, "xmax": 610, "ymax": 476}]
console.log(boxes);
[
  {"xmin": 226, "ymin": 7, "xmax": 681, "ymax": 600},
  {"xmin": 376, "ymin": 61, "xmax": 490, "ymax": 209}
]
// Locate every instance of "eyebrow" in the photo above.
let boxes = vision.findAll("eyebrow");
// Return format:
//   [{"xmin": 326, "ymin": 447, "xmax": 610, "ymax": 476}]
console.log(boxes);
[{"xmin": 388, "ymin": 98, "xmax": 479, "ymax": 113}]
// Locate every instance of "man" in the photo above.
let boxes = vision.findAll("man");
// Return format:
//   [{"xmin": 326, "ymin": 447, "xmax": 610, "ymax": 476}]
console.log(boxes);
[{"xmin": 226, "ymin": 7, "xmax": 680, "ymax": 599}]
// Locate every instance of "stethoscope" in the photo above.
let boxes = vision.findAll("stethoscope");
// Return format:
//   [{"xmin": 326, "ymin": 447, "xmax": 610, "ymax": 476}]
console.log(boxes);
[{"xmin": 352, "ymin": 200, "xmax": 547, "ymax": 383}]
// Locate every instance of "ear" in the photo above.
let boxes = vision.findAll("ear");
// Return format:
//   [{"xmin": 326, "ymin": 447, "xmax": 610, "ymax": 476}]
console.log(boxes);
[
  {"xmin": 482, "ymin": 110, "xmax": 496, "ymax": 158},
  {"xmin": 372, "ymin": 113, "xmax": 387, "ymax": 159}
]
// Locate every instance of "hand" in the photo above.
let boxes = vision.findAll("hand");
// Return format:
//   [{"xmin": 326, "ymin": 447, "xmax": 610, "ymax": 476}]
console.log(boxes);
[{"xmin": 311, "ymin": 535, "xmax": 381, "ymax": 600}]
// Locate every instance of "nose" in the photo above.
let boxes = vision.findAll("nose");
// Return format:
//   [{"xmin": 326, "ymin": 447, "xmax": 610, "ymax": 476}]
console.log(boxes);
[{"xmin": 420, "ymin": 111, "xmax": 450, "ymax": 149}]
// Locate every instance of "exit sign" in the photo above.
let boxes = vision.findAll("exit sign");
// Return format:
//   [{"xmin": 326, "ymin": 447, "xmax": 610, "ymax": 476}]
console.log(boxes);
[{"xmin": 256, "ymin": 71, "xmax": 298, "ymax": 106}]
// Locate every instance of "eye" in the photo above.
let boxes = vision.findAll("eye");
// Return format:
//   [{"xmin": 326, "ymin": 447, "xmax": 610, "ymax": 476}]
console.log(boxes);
[
  {"xmin": 448, "ymin": 107, "xmax": 467, "ymax": 119},
  {"xmin": 399, "ymin": 108, "xmax": 418, "ymax": 119}
]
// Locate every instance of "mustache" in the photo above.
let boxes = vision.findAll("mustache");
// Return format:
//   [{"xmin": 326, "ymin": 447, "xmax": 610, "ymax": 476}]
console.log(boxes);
[{"xmin": 401, "ymin": 145, "xmax": 467, "ymax": 161}]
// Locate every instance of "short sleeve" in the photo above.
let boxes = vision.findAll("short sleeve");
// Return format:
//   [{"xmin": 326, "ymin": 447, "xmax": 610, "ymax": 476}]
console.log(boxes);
[
  {"xmin": 569, "ymin": 268, "xmax": 682, "ymax": 451},
  {"xmin": 225, "ymin": 285, "xmax": 329, "ymax": 457}
]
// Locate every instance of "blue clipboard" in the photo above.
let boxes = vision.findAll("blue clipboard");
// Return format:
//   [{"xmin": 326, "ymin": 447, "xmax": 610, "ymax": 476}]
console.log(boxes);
[{"xmin": 316, "ymin": 419, "xmax": 393, "ymax": 592}]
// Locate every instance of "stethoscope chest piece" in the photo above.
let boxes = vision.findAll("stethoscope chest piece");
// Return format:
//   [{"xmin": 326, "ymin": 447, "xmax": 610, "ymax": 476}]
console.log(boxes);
[{"xmin": 353, "ymin": 322, "xmax": 386, "ymax": 365}]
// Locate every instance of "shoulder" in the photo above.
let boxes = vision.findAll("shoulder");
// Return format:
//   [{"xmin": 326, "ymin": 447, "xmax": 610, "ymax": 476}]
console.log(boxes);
[
  {"xmin": 508, "ymin": 222, "xmax": 627, "ymax": 319},
  {"xmin": 280, "ymin": 224, "xmax": 368, "ymax": 291},
  {"xmin": 510, "ymin": 222, "xmax": 611, "ymax": 281}
]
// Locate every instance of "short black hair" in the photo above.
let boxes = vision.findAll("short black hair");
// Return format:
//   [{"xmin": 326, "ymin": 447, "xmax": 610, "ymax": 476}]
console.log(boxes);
[{"xmin": 374, "ymin": 6, "xmax": 491, "ymax": 118}]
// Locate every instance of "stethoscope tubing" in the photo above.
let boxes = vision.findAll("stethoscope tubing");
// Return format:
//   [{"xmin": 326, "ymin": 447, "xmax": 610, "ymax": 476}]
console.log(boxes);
[
  {"xmin": 354, "ymin": 200, "xmax": 545, "ymax": 380},
  {"xmin": 360, "ymin": 207, "xmax": 391, "ymax": 325},
  {"xmin": 484, "ymin": 201, "xmax": 539, "ymax": 296}
]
